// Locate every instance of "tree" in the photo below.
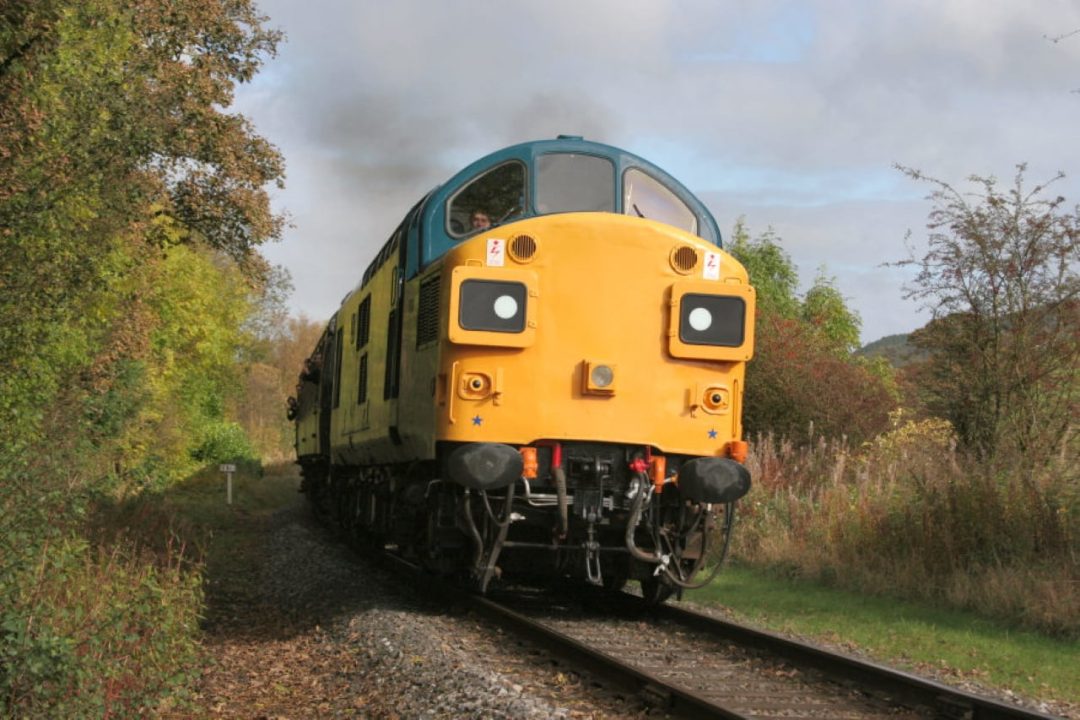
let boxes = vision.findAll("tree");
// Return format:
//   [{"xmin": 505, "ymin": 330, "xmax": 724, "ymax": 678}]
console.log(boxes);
[
  {"xmin": 234, "ymin": 314, "xmax": 325, "ymax": 460},
  {"xmin": 1, "ymin": 4, "xmax": 291, "ymax": 716},
  {"xmin": 1, "ymin": 3, "xmax": 286, "ymax": 710},
  {"xmin": 728, "ymin": 218, "xmax": 800, "ymax": 318},
  {"xmin": 897, "ymin": 164, "xmax": 1080, "ymax": 461},
  {"xmin": 728, "ymin": 220, "xmax": 895, "ymax": 444},
  {"xmin": 0, "ymin": 0, "xmax": 285, "ymax": 471}
]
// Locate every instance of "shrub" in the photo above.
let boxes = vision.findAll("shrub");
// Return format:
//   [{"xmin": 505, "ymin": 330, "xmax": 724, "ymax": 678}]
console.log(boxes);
[
  {"xmin": 1, "ymin": 533, "xmax": 203, "ymax": 717},
  {"xmin": 190, "ymin": 421, "xmax": 260, "ymax": 467},
  {"xmin": 743, "ymin": 312, "xmax": 896, "ymax": 445},
  {"xmin": 724, "ymin": 428, "xmax": 1079, "ymax": 637}
]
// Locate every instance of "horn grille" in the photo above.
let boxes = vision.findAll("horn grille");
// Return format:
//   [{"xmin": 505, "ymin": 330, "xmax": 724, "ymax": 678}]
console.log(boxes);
[
  {"xmin": 671, "ymin": 245, "xmax": 699, "ymax": 274},
  {"xmin": 509, "ymin": 234, "xmax": 538, "ymax": 263}
]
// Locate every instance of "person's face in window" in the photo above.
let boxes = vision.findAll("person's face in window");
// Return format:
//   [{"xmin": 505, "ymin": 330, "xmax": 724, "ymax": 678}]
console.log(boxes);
[{"xmin": 471, "ymin": 211, "xmax": 491, "ymax": 230}]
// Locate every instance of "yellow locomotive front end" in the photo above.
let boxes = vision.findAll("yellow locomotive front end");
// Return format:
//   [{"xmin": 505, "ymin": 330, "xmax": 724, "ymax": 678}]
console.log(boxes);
[
  {"xmin": 430, "ymin": 212, "xmax": 754, "ymax": 598},
  {"xmin": 438, "ymin": 212, "xmax": 753, "ymax": 455}
]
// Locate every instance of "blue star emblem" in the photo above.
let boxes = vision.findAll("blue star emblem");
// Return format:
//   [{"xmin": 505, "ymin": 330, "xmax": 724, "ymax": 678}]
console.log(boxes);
[
  {"xmin": 472, "ymin": 415, "xmax": 483, "ymax": 426},
  {"xmin": 707, "ymin": 428, "xmax": 718, "ymax": 439}
]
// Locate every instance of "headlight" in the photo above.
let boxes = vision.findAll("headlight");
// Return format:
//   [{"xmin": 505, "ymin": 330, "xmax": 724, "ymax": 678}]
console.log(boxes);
[
  {"xmin": 679, "ymin": 294, "xmax": 745, "ymax": 346},
  {"xmin": 459, "ymin": 280, "xmax": 527, "ymax": 333},
  {"xmin": 590, "ymin": 364, "xmax": 614, "ymax": 388}
]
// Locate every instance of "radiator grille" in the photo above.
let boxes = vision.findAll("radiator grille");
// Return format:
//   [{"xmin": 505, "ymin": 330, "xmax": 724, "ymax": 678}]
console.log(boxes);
[
  {"xmin": 417, "ymin": 275, "xmax": 440, "ymax": 347},
  {"xmin": 357, "ymin": 353, "xmax": 368, "ymax": 404}
]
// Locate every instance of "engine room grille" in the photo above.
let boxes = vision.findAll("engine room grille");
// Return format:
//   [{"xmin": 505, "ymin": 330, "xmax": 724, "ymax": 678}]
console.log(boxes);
[{"xmin": 417, "ymin": 275, "xmax": 440, "ymax": 347}]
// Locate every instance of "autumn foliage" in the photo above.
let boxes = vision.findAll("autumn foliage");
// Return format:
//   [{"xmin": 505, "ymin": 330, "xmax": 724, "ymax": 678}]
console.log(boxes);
[
  {"xmin": 1, "ymin": 0, "xmax": 288, "ymax": 713},
  {"xmin": 744, "ymin": 310, "xmax": 894, "ymax": 445},
  {"xmin": 724, "ymin": 172, "xmax": 1079, "ymax": 639},
  {"xmin": 727, "ymin": 220, "xmax": 896, "ymax": 446}
]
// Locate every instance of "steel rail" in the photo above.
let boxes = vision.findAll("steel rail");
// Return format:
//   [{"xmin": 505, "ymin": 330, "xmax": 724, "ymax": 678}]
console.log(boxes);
[
  {"xmin": 377, "ymin": 551, "xmax": 1061, "ymax": 720},
  {"xmin": 381, "ymin": 552, "xmax": 751, "ymax": 719},
  {"xmin": 653, "ymin": 599, "xmax": 1062, "ymax": 720},
  {"xmin": 469, "ymin": 592, "xmax": 750, "ymax": 719}
]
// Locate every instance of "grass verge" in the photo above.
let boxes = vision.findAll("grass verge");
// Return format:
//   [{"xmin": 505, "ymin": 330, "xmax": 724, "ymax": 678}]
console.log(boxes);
[
  {"xmin": 689, "ymin": 565, "xmax": 1079, "ymax": 706},
  {"xmin": 163, "ymin": 462, "xmax": 301, "ymax": 529}
]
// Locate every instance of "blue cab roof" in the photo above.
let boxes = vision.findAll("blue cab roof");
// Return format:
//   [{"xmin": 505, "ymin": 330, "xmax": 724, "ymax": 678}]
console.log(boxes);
[
  {"xmin": 349, "ymin": 137, "xmax": 725, "ymax": 295},
  {"xmin": 411, "ymin": 136, "xmax": 722, "ymax": 276}
]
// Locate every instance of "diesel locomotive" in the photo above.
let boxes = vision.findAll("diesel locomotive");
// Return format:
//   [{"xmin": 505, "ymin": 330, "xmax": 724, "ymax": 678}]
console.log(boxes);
[{"xmin": 291, "ymin": 136, "xmax": 755, "ymax": 602}]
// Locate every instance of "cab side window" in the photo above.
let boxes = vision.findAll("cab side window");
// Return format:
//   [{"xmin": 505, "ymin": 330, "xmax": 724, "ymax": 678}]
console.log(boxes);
[{"xmin": 447, "ymin": 162, "xmax": 526, "ymax": 238}]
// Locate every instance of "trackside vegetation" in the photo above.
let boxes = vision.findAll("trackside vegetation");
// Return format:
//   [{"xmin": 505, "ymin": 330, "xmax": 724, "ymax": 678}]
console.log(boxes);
[
  {"xmin": 728, "ymin": 427, "xmax": 1077, "ymax": 637},
  {"xmin": 727, "ymin": 220, "xmax": 897, "ymax": 447},
  {"xmin": 0, "ymin": 0, "xmax": 308, "ymax": 714},
  {"xmin": 713, "ymin": 174, "xmax": 1078, "ymax": 646},
  {"xmin": 1, "ymin": 1, "xmax": 1075, "ymax": 713}
]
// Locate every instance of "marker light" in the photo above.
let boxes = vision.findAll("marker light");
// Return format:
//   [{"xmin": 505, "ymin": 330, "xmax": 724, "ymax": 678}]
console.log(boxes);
[
  {"xmin": 493, "ymin": 295, "xmax": 519, "ymax": 320},
  {"xmin": 688, "ymin": 307, "xmax": 712, "ymax": 331}
]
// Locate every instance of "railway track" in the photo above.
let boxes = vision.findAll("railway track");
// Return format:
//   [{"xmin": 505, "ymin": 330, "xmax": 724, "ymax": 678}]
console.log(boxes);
[{"xmin": 385, "ymin": 553, "xmax": 1061, "ymax": 720}]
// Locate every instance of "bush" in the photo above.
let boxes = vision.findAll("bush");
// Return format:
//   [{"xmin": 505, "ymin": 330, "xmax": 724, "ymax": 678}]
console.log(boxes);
[
  {"xmin": 743, "ymin": 312, "xmax": 896, "ymax": 445},
  {"xmin": 1, "ymin": 533, "xmax": 203, "ymax": 717},
  {"xmin": 190, "ymin": 421, "xmax": 260, "ymax": 467},
  {"xmin": 724, "ymin": 426, "xmax": 1079, "ymax": 637}
]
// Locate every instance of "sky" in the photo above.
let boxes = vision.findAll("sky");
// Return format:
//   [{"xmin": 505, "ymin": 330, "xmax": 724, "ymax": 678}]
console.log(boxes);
[{"xmin": 233, "ymin": 0, "xmax": 1080, "ymax": 343}]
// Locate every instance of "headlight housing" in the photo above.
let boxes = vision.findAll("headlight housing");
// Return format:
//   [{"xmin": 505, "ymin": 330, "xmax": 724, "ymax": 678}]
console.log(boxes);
[
  {"xmin": 448, "ymin": 266, "xmax": 538, "ymax": 348},
  {"xmin": 459, "ymin": 280, "xmax": 527, "ymax": 333},
  {"xmin": 668, "ymin": 280, "xmax": 755, "ymax": 361},
  {"xmin": 678, "ymin": 294, "xmax": 745, "ymax": 346}
]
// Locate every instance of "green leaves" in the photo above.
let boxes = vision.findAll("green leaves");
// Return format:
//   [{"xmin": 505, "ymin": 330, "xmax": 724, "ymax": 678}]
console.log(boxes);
[
  {"xmin": 802, "ymin": 271, "xmax": 862, "ymax": 356},
  {"xmin": 728, "ymin": 218, "xmax": 800, "ymax": 319},
  {"xmin": 1, "ymin": 1, "xmax": 283, "ymax": 712},
  {"xmin": 727, "ymin": 218, "xmax": 893, "ymax": 444}
]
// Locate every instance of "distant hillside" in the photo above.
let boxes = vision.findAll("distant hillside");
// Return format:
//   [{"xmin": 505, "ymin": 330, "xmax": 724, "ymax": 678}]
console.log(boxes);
[{"xmin": 858, "ymin": 333, "xmax": 928, "ymax": 368}]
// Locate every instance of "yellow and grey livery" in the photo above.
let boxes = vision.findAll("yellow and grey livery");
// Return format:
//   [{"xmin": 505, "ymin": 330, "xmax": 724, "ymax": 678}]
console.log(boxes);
[{"xmin": 292, "ymin": 136, "xmax": 755, "ymax": 600}]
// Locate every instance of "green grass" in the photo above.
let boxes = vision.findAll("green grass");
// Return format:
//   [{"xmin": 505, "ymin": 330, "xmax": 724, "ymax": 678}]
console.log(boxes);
[
  {"xmin": 689, "ymin": 565, "xmax": 1080, "ymax": 704},
  {"xmin": 164, "ymin": 462, "xmax": 301, "ymax": 528}
]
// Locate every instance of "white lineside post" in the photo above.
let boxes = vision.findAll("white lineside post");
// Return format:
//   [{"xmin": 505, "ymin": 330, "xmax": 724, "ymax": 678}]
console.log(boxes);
[{"xmin": 220, "ymin": 463, "xmax": 236, "ymax": 505}]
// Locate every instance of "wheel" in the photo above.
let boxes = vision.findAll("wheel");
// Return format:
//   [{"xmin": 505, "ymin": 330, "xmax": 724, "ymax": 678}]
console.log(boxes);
[
  {"xmin": 640, "ymin": 575, "xmax": 674, "ymax": 605},
  {"xmin": 602, "ymin": 555, "xmax": 630, "ymax": 593}
]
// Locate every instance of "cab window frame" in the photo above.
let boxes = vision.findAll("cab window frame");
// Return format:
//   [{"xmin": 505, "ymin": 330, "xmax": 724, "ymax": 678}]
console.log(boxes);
[
  {"xmin": 445, "ymin": 160, "xmax": 528, "ymax": 240},
  {"xmin": 622, "ymin": 166, "xmax": 698, "ymax": 236},
  {"xmin": 534, "ymin": 152, "xmax": 616, "ymax": 216}
]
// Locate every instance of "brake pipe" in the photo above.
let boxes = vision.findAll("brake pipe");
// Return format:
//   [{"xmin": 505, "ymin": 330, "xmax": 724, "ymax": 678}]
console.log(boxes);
[
  {"xmin": 625, "ymin": 472, "xmax": 662, "ymax": 563},
  {"xmin": 533, "ymin": 440, "xmax": 568, "ymax": 539}
]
